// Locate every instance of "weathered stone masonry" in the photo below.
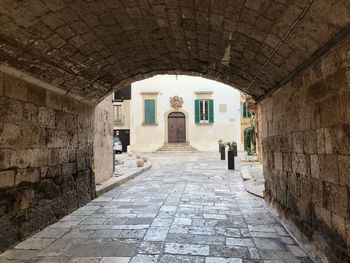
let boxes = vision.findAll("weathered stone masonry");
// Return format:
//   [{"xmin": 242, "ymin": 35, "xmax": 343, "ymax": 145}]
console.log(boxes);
[
  {"xmin": 258, "ymin": 36, "xmax": 350, "ymax": 262},
  {"xmin": 0, "ymin": 71, "xmax": 96, "ymax": 252}
]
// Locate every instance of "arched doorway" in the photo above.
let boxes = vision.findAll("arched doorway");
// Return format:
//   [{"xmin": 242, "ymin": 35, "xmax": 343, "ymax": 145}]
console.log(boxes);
[{"xmin": 168, "ymin": 112, "xmax": 186, "ymax": 143}]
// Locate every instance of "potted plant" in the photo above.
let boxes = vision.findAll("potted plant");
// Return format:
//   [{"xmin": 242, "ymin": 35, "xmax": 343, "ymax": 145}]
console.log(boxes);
[
  {"xmin": 220, "ymin": 141, "xmax": 227, "ymax": 160},
  {"xmin": 227, "ymin": 141, "xmax": 237, "ymax": 170},
  {"xmin": 218, "ymin": 139, "xmax": 223, "ymax": 153}
]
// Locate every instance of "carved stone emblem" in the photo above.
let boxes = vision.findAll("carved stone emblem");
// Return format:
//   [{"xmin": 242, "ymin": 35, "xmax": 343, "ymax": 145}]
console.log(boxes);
[{"xmin": 170, "ymin": 96, "xmax": 184, "ymax": 110}]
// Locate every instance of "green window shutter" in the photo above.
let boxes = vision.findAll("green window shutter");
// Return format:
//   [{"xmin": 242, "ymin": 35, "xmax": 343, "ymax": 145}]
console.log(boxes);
[
  {"xmin": 194, "ymin": 100, "xmax": 200, "ymax": 123},
  {"xmin": 209, "ymin": 99, "xmax": 214, "ymax": 123},
  {"xmin": 144, "ymin": 99, "xmax": 155, "ymax": 124}
]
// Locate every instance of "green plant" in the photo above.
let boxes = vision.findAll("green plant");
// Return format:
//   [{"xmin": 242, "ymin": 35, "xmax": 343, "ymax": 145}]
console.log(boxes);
[
  {"xmin": 226, "ymin": 141, "xmax": 237, "ymax": 151},
  {"xmin": 244, "ymin": 124, "xmax": 255, "ymax": 155},
  {"xmin": 219, "ymin": 139, "xmax": 227, "ymax": 148}
]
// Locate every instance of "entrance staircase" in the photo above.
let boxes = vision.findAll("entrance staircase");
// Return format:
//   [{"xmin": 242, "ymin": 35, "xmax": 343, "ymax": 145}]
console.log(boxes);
[{"xmin": 155, "ymin": 143, "xmax": 198, "ymax": 153}]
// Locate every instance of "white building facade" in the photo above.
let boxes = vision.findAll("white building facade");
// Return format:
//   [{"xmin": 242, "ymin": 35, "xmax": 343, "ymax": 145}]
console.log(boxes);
[{"xmin": 126, "ymin": 75, "xmax": 241, "ymax": 152}]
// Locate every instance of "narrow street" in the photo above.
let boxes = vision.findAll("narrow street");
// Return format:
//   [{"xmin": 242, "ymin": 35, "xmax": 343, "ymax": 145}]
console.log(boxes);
[{"xmin": 1, "ymin": 154, "xmax": 311, "ymax": 263}]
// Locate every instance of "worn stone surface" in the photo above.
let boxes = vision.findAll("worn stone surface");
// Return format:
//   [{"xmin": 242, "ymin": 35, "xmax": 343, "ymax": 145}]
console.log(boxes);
[
  {"xmin": 0, "ymin": 153, "xmax": 311, "ymax": 263},
  {"xmin": 257, "ymin": 35, "xmax": 350, "ymax": 262},
  {"xmin": 0, "ymin": 71, "xmax": 96, "ymax": 252},
  {"xmin": 0, "ymin": 1, "xmax": 350, "ymax": 101}
]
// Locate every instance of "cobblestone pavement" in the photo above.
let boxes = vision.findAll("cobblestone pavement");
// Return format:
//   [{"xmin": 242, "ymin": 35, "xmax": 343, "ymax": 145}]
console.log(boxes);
[{"xmin": 1, "ymin": 153, "xmax": 311, "ymax": 263}]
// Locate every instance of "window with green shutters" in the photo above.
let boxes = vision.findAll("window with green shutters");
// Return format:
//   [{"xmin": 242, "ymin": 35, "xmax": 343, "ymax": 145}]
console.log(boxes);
[
  {"xmin": 195, "ymin": 99, "xmax": 214, "ymax": 124},
  {"xmin": 241, "ymin": 102, "xmax": 252, "ymax": 118},
  {"xmin": 144, "ymin": 99, "xmax": 156, "ymax": 124}
]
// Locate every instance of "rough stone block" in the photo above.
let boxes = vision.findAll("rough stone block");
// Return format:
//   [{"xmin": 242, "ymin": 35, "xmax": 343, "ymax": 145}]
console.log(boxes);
[
  {"xmin": 14, "ymin": 188, "xmax": 34, "ymax": 210},
  {"xmin": 38, "ymin": 107, "xmax": 55, "ymax": 128},
  {"xmin": 15, "ymin": 168, "xmax": 40, "ymax": 185},
  {"xmin": 292, "ymin": 132, "xmax": 304, "ymax": 154},
  {"xmin": 49, "ymin": 148, "xmax": 75, "ymax": 166},
  {"xmin": 282, "ymin": 153, "xmax": 292, "ymax": 172},
  {"xmin": 324, "ymin": 128, "xmax": 333, "ymax": 154},
  {"xmin": 324, "ymin": 183, "xmax": 348, "ymax": 217},
  {"xmin": 312, "ymin": 180, "xmax": 323, "ymax": 205},
  {"xmin": 310, "ymin": 102, "xmax": 321, "ymax": 129},
  {"xmin": 291, "ymin": 153, "xmax": 310, "ymax": 175},
  {"xmin": 47, "ymin": 129, "xmax": 70, "ymax": 148},
  {"xmin": 340, "ymin": 91, "xmax": 350, "ymax": 124},
  {"xmin": 319, "ymin": 95, "xmax": 341, "ymax": 128},
  {"xmin": 3, "ymin": 74, "xmax": 27, "ymax": 102},
  {"xmin": 47, "ymin": 165, "xmax": 61, "ymax": 178},
  {"xmin": 315, "ymin": 205, "xmax": 331, "ymax": 229},
  {"xmin": 298, "ymin": 104, "xmax": 311, "ymax": 131},
  {"xmin": 274, "ymin": 152, "xmax": 282, "ymax": 170},
  {"xmin": 22, "ymin": 103, "xmax": 39, "ymax": 125},
  {"xmin": 310, "ymin": 155, "xmax": 319, "ymax": 179},
  {"xmin": 286, "ymin": 111, "xmax": 299, "ymax": 133},
  {"xmin": 0, "ymin": 71, "xmax": 3, "ymax": 96},
  {"xmin": 46, "ymin": 90, "xmax": 62, "ymax": 110},
  {"xmin": 17, "ymin": 126, "xmax": 44, "ymax": 148},
  {"xmin": 62, "ymin": 162, "xmax": 77, "ymax": 176},
  {"xmin": 331, "ymin": 213, "xmax": 347, "ymax": 242},
  {"xmin": 281, "ymin": 134, "xmax": 292, "ymax": 153},
  {"xmin": 61, "ymin": 96, "xmax": 78, "ymax": 113},
  {"xmin": 10, "ymin": 149, "xmax": 29, "ymax": 169},
  {"xmin": 27, "ymin": 84, "xmax": 46, "ymax": 106},
  {"xmin": 0, "ymin": 97, "xmax": 24, "ymax": 124},
  {"xmin": 316, "ymin": 128, "xmax": 326, "ymax": 154},
  {"xmin": 55, "ymin": 111, "xmax": 77, "ymax": 131},
  {"xmin": 0, "ymin": 123, "xmax": 21, "ymax": 148},
  {"xmin": 0, "ymin": 170, "xmax": 15, "ymax": 189},
  {"xmin": 0, "ymin": 149, "xmax": 11, "ymax": 170},
  {"xmin": 318, "ymin": 155, "xmax": 338, "ymax": 183},
  {"xmin": 330, "ymin": 125, "xmax": 350, "ymax": 155},
  {"xmin": 28, "ymin": 148, "xmax": 49, "ymax": 167},
  {"xmin": 304, "ymin": 130, "xmax": 317, "ymax": 154},
  {"xmin": 338, "ymin": 155, "xmax": 350, "ymax": 187}
]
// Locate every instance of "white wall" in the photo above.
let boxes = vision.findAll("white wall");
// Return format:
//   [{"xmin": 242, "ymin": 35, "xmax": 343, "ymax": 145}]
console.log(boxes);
[
  {"xmin": 130, "ymin": 75, "xmax": 241, "ymax": 152},
  {"xmin": 93, "ymin": 94, "xmax": 113, "ymax": 184}
]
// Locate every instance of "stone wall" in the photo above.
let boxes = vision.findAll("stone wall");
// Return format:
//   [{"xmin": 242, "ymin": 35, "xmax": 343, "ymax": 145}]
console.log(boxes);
[
  {"xmin": 93, "ymin": 95, "xmax": 113, "ymax": 185},
  {"xmin": 258, "ymin": 36, "xmax": 350, "ymax": 262},
  {"xmin": 0, "ymin": 71, "xmax": 96, "ymax": 252}
]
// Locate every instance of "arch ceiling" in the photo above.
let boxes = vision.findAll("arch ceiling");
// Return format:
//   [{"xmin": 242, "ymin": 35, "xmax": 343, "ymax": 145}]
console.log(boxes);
[{"xmin": 0, "ymin": 0, "xmax": 349, "ymax": 102}]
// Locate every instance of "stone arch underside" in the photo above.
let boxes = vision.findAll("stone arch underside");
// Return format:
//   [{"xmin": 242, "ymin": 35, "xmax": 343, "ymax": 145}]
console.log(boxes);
[{"xmin": 0, "ymin": 0, "xmax": 350, "ymax": 103}]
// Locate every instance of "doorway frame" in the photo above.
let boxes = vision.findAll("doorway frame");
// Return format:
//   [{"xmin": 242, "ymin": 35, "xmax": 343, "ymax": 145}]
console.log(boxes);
[{"xmin": 164, "ymin": 109, "xmax": 189, "ymax": 144}]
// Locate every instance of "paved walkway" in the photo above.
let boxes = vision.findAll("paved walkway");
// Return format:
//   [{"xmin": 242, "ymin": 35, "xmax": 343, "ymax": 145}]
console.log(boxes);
[{"xmin": 1, "ymin": 153, "xmax": 311, "ymax": 263}]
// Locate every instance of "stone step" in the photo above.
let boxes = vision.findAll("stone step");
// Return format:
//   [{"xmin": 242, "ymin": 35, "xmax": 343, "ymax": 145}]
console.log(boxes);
[{"xmin": 155, "ymin": 143, "xmax": 198, "ymax": 153}]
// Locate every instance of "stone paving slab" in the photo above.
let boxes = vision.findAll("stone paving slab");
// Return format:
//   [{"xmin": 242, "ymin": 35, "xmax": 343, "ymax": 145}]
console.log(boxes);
[
  {"xmin": 96, "ymin": 157, "xmax": 152, "ymax": 195},
  {"xmin": 241, "ymin": 163, "xmax": 265, "ymax": 198},
  {"xmin": 0, "ymin": 153, "xmax": 313, "ymax": 263}
]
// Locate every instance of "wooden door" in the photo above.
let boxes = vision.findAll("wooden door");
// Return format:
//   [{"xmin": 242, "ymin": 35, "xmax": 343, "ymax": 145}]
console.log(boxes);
[{"xmin": 168, "ymin": 112, "xmax": 186, "ymax": 143}]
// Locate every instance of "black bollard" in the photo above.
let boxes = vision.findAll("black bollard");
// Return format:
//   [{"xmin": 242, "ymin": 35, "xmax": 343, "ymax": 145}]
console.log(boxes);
[
  {"xmin": 220, "ymin": 145, "xmax": 225, "ymax": 160},
  {"xmin": 228, "ymin": 150, "xmax": 235, "ymax": 170}
]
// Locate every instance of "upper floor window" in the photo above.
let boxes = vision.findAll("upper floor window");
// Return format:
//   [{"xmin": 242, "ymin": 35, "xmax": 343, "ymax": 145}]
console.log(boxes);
[
  {"xmin": 113, "ymin": 104, "xmax": 123, "ymax": 124},
  {"xmin": 241, "ymin": 102, "xmax": 252, "ymax": 118},
  {"xmin": 195, "ymin": 99, "xmax": 214, "ymax": 124},
  {"xmin": 144, "ymin": 99, "xmax": 156, "ymax": 124}
]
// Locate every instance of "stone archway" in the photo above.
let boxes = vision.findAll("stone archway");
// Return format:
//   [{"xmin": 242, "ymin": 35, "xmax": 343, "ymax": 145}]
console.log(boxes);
[{"xmin": 0, "ymin": 1, "xmax": 350, "ymax": 261}]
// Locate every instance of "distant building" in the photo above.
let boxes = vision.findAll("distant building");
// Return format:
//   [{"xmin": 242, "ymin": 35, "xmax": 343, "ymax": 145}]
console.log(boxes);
[
  {"xmin": 113, "ymin": 75, "xmax": 241, "ymax": 152},
  {"xmin": 112, "ymin": 86, "xmax": 131, "ymax": 153}
]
